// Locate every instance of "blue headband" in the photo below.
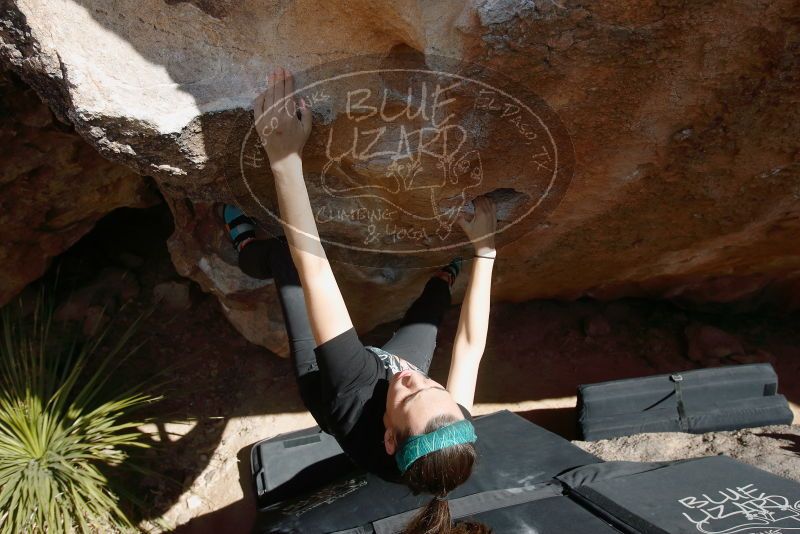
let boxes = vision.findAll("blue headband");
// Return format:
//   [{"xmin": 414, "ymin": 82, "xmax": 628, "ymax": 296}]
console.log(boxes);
[{"xmin": 395, "ymin": 419, "xmax": 477, "ymax": 474}]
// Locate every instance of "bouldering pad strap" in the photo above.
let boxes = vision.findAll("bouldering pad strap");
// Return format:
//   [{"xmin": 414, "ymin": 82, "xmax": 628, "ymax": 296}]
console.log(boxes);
[{"xmin": 670, "ymin": 374, "xmax": 689, "ymax": 432}]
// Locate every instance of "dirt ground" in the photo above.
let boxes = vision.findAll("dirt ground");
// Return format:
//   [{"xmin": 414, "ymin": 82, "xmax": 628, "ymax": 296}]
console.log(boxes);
[
  {"xmin": 39, "ymin": 204, "xmax": 800, "ymax": 533},
  {"xmin": 574, "ymin": 424, "xmax": 800, "ymax": 481}
]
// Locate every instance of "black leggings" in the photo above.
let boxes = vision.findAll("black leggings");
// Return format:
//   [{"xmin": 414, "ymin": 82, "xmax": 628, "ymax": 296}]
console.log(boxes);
[{"xmin": 240, "ymin": 239, "xmax": 452, "ymax": 429}]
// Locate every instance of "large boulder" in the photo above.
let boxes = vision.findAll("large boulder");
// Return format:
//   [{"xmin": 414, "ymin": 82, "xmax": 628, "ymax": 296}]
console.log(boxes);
[
  {"xmin": 1, "ymin": 0, "xmax": 798, "ymax": 353},
  {"xmin": 0, "ymin": 68, "xmax": 157, "ymax": 305}
]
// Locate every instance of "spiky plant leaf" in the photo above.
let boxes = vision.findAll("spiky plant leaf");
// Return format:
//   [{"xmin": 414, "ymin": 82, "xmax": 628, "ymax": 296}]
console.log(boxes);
[{"xmin": 0, "ymin": 287, "xmax": 160, "ymax": 533}]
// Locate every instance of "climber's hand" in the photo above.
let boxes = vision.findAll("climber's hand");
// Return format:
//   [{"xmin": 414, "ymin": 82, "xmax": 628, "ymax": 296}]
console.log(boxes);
[
  {"xmin": 253, "ymin": 66, "xmax": 312, "ymax": 173},
  {"xmin": 456, "ymin": 195, "xmax": 497, "ymax": 257}
]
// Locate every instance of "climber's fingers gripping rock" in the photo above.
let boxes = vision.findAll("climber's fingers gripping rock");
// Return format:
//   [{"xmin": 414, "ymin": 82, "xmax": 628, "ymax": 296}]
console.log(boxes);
[
  {"xmin": 253, "ymin": 66, "xmax": 312, "ymax": 172},
  {"xmin": 456, "ymin": 195, "xmax": 497, "ymax": 255}
]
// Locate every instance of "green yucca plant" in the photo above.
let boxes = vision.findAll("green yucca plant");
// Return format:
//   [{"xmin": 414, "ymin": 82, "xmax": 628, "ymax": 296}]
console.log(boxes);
[{"xmin": 0, "ymin": 288, "xmax": 160, "ymax": 533}]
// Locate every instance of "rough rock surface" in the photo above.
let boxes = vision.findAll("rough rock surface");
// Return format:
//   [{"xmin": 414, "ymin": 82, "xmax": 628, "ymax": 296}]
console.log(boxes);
[
  {"xmin": 574, "ymin": 425, "xmax": 800, "ymax": 483},
  {"xmin": 2, "ymin": 0, "xmax": 799, "ymax": 352},
  {"xmin": 0, "ymin": 68, "xmax": 157, "ymax": 305}
]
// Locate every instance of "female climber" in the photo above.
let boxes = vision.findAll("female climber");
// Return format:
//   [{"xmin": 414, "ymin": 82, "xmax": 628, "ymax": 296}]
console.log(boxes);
[{"xmin": 225, "ymin": 66, "xmax": 496, "ymax": 533}]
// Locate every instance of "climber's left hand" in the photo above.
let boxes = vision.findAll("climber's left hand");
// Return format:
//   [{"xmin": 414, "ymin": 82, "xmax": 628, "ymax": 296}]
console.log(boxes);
[
  {"xmin": 253, "ymin": 66, "xmax": 312, "ymax": 173},
  {"xmin": 456, "ymin": 195, "xmax": 497, "ymax": 256}
]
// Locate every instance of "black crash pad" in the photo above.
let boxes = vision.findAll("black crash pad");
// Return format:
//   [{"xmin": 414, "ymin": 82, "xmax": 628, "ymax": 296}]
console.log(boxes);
[
  {"xmin": 252, "ymin": 410, "xmax": 601, "ymax": 533},
  {"xmin": 577, "ymin": 363, "xmax": 793, "ymax": 440},
  {"xmin": 250, "ymin": 426, "xmax": 356, "ymax": 509},
  {"xmin": 559, "ymin": 455, "xmax": 800, "ymax": 534},
  {"xmin": 251, "ymin": 408, "xmax": 800, "ymax": 534},
  {"xmin": 461, "ymin": 495, "xmax": 622, "ymax": 534}
]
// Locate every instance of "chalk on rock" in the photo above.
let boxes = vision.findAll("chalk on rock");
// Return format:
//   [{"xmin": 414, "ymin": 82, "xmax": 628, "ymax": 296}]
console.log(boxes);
[{"xmin": 186, "ymin": 494, "xmax": 202, "ymax": 510}]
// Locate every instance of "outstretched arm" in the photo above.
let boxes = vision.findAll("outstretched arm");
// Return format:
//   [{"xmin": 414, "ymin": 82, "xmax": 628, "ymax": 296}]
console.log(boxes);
[
  {"xmin": 254, "ymin": 66, "xmax": 353, "ymax": 346},
  {"xmin": 446, "ymin": 197, "xmax": 497, "ymax": 412}
]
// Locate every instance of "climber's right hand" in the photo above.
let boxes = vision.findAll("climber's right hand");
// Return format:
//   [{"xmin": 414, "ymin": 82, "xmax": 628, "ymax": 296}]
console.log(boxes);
[{"xmin": 253, "ymin": 66, "xmax": 312, "ymax": 174}]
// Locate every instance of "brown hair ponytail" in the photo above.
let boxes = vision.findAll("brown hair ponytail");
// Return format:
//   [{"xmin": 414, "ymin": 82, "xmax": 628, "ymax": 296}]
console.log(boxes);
[
  {"xmin": 401, "ymin": 495, "xmax": 490, "ymax": 534},
  {"xmin": 398, "ymin": 415, "xmax": 492, "ymax": 534}
]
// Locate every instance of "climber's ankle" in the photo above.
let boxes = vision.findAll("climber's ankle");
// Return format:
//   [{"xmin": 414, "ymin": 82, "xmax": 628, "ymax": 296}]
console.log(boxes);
[
  {"xmin": 434, "ymin": 271, "xmax": 453, "ymax": 286},
  {"xmin": 435, "ymin": 257, "xmax": 462, "ymax": 289}
]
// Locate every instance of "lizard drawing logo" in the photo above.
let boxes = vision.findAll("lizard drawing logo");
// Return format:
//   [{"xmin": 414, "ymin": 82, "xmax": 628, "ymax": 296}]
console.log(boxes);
[
  {"xmin": 680, "ymin": 484, "xmax": 800, "ymax": 534},
  {"xmin": 227, "ymin": 53, "xmax": 574, "ymax": 267},
  {"xmin": 320, "ymin": 115, "xmax": 484, "ymax": 241}
]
